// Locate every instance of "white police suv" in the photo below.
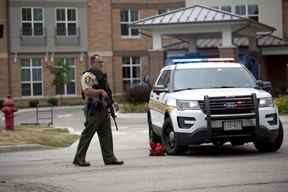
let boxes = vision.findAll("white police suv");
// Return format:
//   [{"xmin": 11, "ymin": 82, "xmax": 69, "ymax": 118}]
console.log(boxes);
[{"xmin": 147, "ymin": 58, "xmax": 284, "ymax": 155}]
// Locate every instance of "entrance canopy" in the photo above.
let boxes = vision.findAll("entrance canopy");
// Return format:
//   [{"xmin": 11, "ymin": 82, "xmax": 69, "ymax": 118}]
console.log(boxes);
[{"xmin": 133, "ymin": 5, "xmax": 275, "ymax": 50}]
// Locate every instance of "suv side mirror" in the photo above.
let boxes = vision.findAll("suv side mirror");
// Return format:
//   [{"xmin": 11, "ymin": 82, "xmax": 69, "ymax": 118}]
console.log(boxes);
[
  {"xmin": 256, "ymin": 80, "xmax": 272, "ymax": 93},
  {"xmin": 153, "ymin": 85, "xmax": 169, "ymax": 93}
]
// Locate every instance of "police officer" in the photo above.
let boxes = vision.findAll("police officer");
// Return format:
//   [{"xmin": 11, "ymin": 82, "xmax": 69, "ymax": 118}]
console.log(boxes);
[{"xmin": 73, "ymin": 54, "xmax": 123, "ymax": 166}]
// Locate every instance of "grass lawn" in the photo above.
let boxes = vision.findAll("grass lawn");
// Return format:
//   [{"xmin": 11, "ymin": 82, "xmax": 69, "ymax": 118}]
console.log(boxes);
[{"xmin": 0, "ymin": 126, "xmax": 79, "ymax": 148}]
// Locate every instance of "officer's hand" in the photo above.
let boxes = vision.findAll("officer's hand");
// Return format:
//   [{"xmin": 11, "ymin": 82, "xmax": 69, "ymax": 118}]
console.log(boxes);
[{"xmin": 100, "ymin": 89, "xmax": 108, "ymax": 97}]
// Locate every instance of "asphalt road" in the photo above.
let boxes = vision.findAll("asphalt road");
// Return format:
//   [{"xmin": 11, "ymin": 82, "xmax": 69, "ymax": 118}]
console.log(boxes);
[{"xmin": 0, "ymin": 107, "xmax": 287, "ymax": 192}]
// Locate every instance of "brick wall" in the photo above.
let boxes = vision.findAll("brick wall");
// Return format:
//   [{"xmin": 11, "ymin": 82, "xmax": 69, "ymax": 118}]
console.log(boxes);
[
  {"xmin": 88, "ymin": 0, "xmax": 113, "ymax": 52},
  {"xmin": 284, "ymin": 0, "xmax": 288, "ymax": 38},
  {"xmin": 0, "ymin": 0, "xmax": 9, "ymax": 97}
]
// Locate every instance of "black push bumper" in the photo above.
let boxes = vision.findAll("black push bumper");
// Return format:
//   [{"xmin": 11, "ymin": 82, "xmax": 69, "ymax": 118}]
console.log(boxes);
[{"xmin": 175, "ymin": 126, "xmax": 279, "ymax": 146}]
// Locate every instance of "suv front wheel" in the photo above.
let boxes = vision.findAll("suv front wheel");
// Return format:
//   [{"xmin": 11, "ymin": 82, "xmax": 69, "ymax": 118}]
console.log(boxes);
[
  {"xmin": 254, "ymin": 121, "xmax": 284, "ymax": 152},
  {"xmin": 162, "ymin": 118, "xmax": 186, "ymax": 155}
]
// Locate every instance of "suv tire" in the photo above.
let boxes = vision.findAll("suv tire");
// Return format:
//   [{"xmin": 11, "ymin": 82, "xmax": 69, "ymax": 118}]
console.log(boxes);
[
  {"xmin": 162, "ymin": 118, "xmax": 186, "ymax": 155},
  {"xmin": 254, "ymin": 121, "xmax": 284, "ymax": 152},
  {"xmin": 147, "ymin": 111, "xmax": 161, "ymax": 143}
]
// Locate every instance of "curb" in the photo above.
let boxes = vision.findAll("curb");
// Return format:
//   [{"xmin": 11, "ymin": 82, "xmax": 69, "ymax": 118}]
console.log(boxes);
[{"xmin": 0, "ymin": 144, "xmax": 51, "ymax": 153}]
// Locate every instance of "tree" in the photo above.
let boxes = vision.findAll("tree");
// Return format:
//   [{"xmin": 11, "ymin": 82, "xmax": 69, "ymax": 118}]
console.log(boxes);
[{"xmin": 48, "ymin": 58, "xmax": 73, "ymax": 104}]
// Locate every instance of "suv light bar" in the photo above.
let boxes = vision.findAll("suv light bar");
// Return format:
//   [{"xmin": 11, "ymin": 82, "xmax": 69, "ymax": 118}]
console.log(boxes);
[{"xmin": 172, "ymin": 58, "xmax": 235, "ymax": 64}]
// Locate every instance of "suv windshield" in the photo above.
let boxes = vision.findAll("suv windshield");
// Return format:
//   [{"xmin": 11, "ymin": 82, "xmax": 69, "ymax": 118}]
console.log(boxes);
[{"xmin": 173, "ymin": 67, "xmax": 256, "ymax": 91}]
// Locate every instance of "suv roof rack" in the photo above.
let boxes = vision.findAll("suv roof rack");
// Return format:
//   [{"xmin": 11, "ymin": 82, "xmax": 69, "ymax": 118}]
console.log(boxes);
[{"xmin": 172, "ymin": 58, "xmax": 235, "ymax": 64}]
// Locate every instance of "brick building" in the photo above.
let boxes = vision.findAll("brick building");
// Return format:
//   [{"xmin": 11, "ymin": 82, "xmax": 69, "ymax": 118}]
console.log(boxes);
[
  {"xmin": 1, "ymin": 0, "xmax": 287, "ymax": 100},
  {"xmin": 87, "ymin": 0, "xmax": 185, "ymax": 95}
]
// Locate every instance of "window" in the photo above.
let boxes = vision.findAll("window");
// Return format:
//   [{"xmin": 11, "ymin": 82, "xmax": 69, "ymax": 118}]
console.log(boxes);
[
  {"xmin": 0, "ymin": 25, "xmax": 3, "ymax": 38},
  {"xmin": 156, "ymin": 70, "xmax": 171, "ymax": 89},
  {"xmin": 21, "ymin": 58, "xmax": 42, "ymax": 96},
  {"xmin": 55, "ymin": 57, "xmax": 76, "ymax": 95},
  {"xmin": 235, "ymin": 4, "xmax": 259, "ymax": 21},
  {"xmin": 120, "ymin": 9, "xmax": 139, "ymax": 37},
  {"xmin": 56, "ymin": 8, "xmax": 77, "ymax": 36},
  {"xmin": 221, "ymin": 6, "xmax": 232, "ymax": 13},
  {"xmin": 248, "ymin": 5, "xmax": 259, "ymax": 21},
  {"xmin": 21, "ymin": 8, "xmax": 44, "ymax": 36},
  {"xmin": 158, "ymin": 8, "xmax": 171, "ymax": 15},
  {"xmin": 122, "ymin": 56, "xmax": 141, "ymax": 90},
  {"xmin": 235, "ymin": 5, "xmax": 246, "ymax": 16}
]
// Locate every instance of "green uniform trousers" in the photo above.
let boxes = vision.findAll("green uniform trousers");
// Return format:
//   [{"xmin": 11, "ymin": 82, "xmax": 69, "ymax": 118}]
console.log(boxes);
[{"xmin": 73, "ymin": 105, "xmax": 117, "ymax": 163}]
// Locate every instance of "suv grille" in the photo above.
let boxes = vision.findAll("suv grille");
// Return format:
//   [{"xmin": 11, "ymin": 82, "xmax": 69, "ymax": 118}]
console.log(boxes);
[{"xmin": 199, "ymin": 96, "xmax": 254, "ymax": 115}]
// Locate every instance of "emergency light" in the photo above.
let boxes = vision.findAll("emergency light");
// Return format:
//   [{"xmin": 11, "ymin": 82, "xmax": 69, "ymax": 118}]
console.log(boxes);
[{"xmin": 172, "ymin": 58, "xmax": 235, "ymax": 64}]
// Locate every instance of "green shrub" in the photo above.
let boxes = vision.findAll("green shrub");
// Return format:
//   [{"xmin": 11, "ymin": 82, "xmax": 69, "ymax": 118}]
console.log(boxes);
[
  {"xmin": 48, "ymin": 97, "xmax": 58, "ymax": 106},
  {"xmin": 275, "ymin": 96, "xmax": 288, "ymax": 113},
  {"xmin": 121, "ymin": 102, "xmax": 147, "ymax": 113},
  {"xmin": 29, "ymin": 100, "xmax": 39, "ymax": 108},
  {"xmin": 126, "ymin": 85, "xmax": 151, "ymax": 103}
]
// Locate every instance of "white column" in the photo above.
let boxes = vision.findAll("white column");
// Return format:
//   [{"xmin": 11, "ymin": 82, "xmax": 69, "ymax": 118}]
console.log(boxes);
[
  {"xmin": 221, "ymin": 28, "xmax": 233, "ymax": 48},
  {"xmin": 152, "ymin": 32, "xmax": 162, "ymax": 50}
]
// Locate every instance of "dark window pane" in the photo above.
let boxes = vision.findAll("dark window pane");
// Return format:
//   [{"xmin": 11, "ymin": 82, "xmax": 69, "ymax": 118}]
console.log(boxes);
[
  {"xmin": 132, "ymin": 56, "xmax": 140, "ymax": 64},
  {"xmin": 22, "ymin": 23, "xmax": 32, "ymax": 36},
  {"xmin": 34, "ymin": 23, "xmax": 43, "ymax": 36},
  {"xmin": 236, "ymin": 5, "xmax": 246, "ymax": 16},
  {"xmin": 56, "ymin": 83, "xmax": 65, "ymax": 95},
  {"xmin": 33, "ymin": 83, "xmax": 42, "ymax": 96},
  {"xmin": 34, "ymin": 8, "xmax": 43, "ymax": 21},
  {"xmin": 68, "ymin": 9, "xmax": 76, "ymax": 21},
  {"xmin": 0, "ymin": 24, "xmax": 3, "ymax": 38},
  {"xmin": 21, "ymin": 83, "xmax": 31, "ymax": 96},
  {"xmin": 68, "ymin": 23, "xmax": 77, "ymax": 35},
  {"xmin": 67, "ymin": 82, "xmax": 75, "ymax": 94},
  {"xmin": 56, "ymin": 9, "xmax": 65, "ymax": 21},
  {"xmin": 22, "ymin": 8, "xmax": 32, "ymax": 21},
  {"xmin": 132, "ymin": 67, "xmax": 140, "ymax": 78},
  {"xmin": 121, "ymin": 24, "xmax": 129, "ymax": 36},
  {"xmin": 248, "ymin": 5, "xmax": 259, "ymax": 15},
  {"xmin": 56, "ymin": 23, "xmax": 66, "ymax": 35},
  {"xmin": 221, "ymin": 6, "xmax": 232, "ymax": 13},
  {"xmin": 122, "ymin": 67, "xmax": 130, "ymax": 78},
  {"xmin": 130, "ymin": 9, "xmax": 138, "ymax": 21},
  {"xmin": 68, "ymin": 68, "xmax": 75, "ymax": 80},
  {"xmin": 131, "ymin": 28, "xmax": 139, "ymax": 36},
  {"xmin": 120, "ymin": 10, "xmax": 129, "ymax": 22},
  {"xmin": 21, "ymin": 69, "xmax": 31, "ymax": 81},
  {"xmin": 32, "ymin": 68, "xmax": 42, "ymax": 81},
  {"xmin": 132, "ymin": 79, "xmax": 140, "ymax": 86},
  {"xmin": 21, "ymin": 58, "xmax": 30, "ymax": 67},
  {"xmin": 123, "ymin": 80, "xmax": 130, "ymax": 91},
  {"xmin": 32, "ymin": 58, "xmax": 41, "ymax": 66},
  {"xmin": 249, "ymin": 16, "xmax": 259, "ymax": 22},
  {"xmin": 159, "ymin": 9, "xmax": 169, "ymax": 14},
  {"xmin": 122, "ymin": 56, "xmax": 130, "ymax": 65}
]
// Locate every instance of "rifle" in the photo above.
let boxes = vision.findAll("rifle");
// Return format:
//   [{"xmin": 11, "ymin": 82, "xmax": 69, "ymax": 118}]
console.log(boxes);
[{"xmin": 108, "ymin": 104, "xmax": 119, "ymax": 131}]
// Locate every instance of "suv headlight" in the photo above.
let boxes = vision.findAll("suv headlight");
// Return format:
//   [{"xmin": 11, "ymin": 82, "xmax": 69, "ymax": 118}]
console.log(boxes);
[
  {"xmin": 259, "ymin": 97, "xmax": 273, "ymax": 108},
  {"xmin": 176, "ymin": 100, "xmax": 200, "ymax": 111}
]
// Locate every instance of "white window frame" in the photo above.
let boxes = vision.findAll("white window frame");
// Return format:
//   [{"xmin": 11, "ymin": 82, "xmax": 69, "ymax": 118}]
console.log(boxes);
[
  {"xmin": 55, "ymin": 57, "xmax": 76, "ymax": 96},
  {"xmin": 235, "ymin": 4, "xmax": 259, "ymax": 21},
  {"xmin": 55, "ymin": 7, "xmax": 78, "ymax": 37},
  {"xmin": 122, "ymin": 56, "xmax": 142, "ymax": 88},
  {"xmin": 21, "ymin": 58, "xmax": 43, "ymax": 97},
  {"xmin": 21, "ymin": 7, "xmax": 44, "ymax": 36},
  {"xmin": 120, "ymin": 8, "xmax": 140, "ymax": 39}
]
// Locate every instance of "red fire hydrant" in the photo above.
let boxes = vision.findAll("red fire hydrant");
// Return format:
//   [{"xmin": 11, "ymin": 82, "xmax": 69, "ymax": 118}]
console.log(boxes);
[{"xmin": 1, "ymin": 96, "xmax": 17, "ymax": 130}]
